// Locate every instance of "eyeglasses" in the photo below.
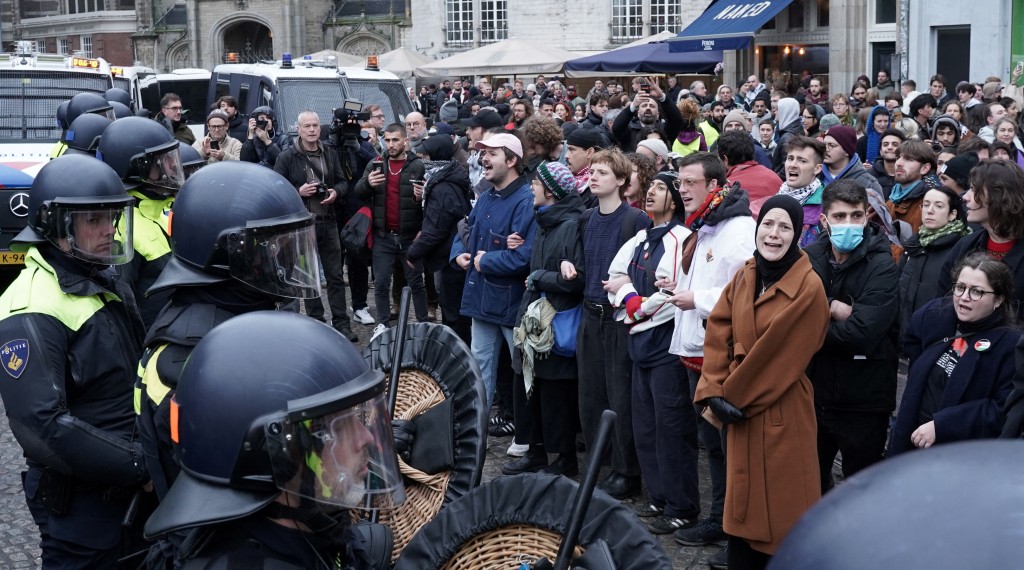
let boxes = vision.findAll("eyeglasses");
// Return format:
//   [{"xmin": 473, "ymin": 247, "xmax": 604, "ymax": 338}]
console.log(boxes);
[
  {"xmin": 372, "ymin": 114, "xmax": 385, "ymax": 119},
  {"xmin": 208, "ymin": 123, "xmax": 227, "ymax": 129},
  {"xmin": 164, "ymin": 106, "xmax": 182, "ymax": 111},
  {"xmin": 953, "ymin": 282, "xmax": 996, "ymax": 301},
  {"xmin": 673, "ymin": 177, "xmax": 708, "ymax": 190},
  {"xmin": 824, "ymin": 142, "xmax": 840, "ymax": 150}
]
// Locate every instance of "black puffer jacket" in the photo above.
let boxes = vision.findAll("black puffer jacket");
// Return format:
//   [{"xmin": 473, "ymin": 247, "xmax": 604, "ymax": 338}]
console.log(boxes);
[
  {"xmin": 611, "ymin": 97, "xmax": 682, "ymax": 153},
  {"xmin": 407, "ymin": 161, "xmax": 472, "ymax": 273},
  {"xmin": 354, "ymin": 151, "xmax": 426, "ymax": 241},
  {"xmin": 805, "ymin": 224, "xmax": 900, "ymax": 413},
  {"xmin": 515, "ymin": 192, "xmax": 586, "ymax": 380},
  {"xmin": 898, "ymin": 230, "xmax": 965, "ymax": 334}
]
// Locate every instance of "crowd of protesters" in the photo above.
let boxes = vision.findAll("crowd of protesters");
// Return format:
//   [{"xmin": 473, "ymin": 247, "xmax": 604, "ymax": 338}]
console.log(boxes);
[{"xmin": 383, "ymin": 69, "xmax": 1024, "ymax": 569}]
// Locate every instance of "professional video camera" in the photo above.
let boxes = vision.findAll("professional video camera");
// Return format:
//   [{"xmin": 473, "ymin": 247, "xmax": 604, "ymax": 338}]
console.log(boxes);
[{"xmin": 331, "ymin": 99, "xmax": 372, "ymax": 145}]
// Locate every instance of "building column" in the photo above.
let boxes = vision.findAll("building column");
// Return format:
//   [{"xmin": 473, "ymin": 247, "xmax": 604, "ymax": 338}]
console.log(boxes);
[{"xmin": 830, "ymin": 0, "xmax": 868, "ymax": 99}]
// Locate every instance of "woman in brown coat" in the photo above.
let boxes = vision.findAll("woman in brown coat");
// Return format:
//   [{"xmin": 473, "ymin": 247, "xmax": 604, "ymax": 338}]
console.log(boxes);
[{"xmin": 695, "ymin": 194, "xmax": 830, "ymax": 569}]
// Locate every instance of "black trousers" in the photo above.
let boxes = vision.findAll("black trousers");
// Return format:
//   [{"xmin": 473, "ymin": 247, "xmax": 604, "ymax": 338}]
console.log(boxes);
[
  {"xmin": 520, "ymin": 375, "xmax": 579, "ymax": 457},
  {"xmin": 576, "ymin": 305, "xmax": 641, "ymax": 477},
  {"xmin": 727, "ymin": 535, "xmax": 771, "ymax": 570},
  {"xmin": 23, "ymin": 467, "xmax": 138, "ymax": 569},
  {"xmin": 437, "ymin": 267, "xmax": 470, "ymax": 345},
  {"xmin": 307, "ymin": 220, "xmax": 350, "ymax": 330},
  {"xmin": 688, "ymin": 367, "xmax": 726, "ymax": 519},
  {"xmin": 816, "ymin": 408, "xmax": 890, "ymax": 493},
  {"xmin": 372, "ymin": 232, "xmax": 427, "ymax": 325},
  {"xmin": 344, "ymin": 247, "xmax": 370, "ymax": 312}
]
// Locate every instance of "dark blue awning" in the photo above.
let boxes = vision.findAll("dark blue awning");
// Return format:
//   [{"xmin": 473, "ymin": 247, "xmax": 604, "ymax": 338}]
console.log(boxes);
[
  {"xmin": 669, "ymin": 0, "xmax": 794, "ymax": 53},
  {"xmin": 564, "ymin": 43, "xmax": 722, "ymax": 77}
]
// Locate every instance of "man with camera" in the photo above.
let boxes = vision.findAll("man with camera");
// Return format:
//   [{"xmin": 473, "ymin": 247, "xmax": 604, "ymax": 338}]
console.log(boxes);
[
  {"xmin": 240, "ymin": 106, "xmax": 291, "ymax": 168},
  {"xmin": 274, "ymin": 110, "xmax": 357, "ymax": 341},
  {"xmin": 192, "ymin": 110, "xmax": 241, "ymax": 164},
  {"xmin": 329, "ymin": 103, "xmax": 379, "ymax": 327}
]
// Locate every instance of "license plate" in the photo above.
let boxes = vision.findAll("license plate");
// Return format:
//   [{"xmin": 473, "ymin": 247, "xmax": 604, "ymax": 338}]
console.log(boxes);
[{"xmin": 0, "ymin": 252, "xmax": 24, "ymax": 265}]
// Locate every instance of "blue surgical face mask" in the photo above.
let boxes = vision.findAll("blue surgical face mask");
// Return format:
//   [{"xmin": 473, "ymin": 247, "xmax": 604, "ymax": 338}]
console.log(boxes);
[{"xmin": 828, "ymin": 223, "xmax": 864, "ymax": 253}]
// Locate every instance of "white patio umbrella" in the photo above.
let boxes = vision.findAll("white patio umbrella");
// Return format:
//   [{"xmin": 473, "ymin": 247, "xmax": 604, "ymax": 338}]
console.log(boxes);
[
  {"xmin": 302, "ymin": 50, "xmax": 364, "ymax": 67},
  {"xmin": 415, "ymin": 38, "xmax": 579, "ymax": 78},
  {"xmin": 378, "ymin": 47, "xmax": 435, "ymax": 79}
]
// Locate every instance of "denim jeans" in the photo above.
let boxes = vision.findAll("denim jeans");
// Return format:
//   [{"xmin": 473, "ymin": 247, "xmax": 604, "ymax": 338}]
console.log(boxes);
[{"xmin": 471, "ymin": 318, "xmax": 514, "ymax": 409}]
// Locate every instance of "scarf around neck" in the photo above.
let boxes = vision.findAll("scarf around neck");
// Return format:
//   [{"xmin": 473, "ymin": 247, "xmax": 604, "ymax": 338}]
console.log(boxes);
[
  {"xmin": 918, "ymin": 218, "xmax": 970, "ymax": 247},
  {"xmin": 889, "ymin": 179, "xmax": 921, "ymax": 203},
  {"xmin": 684, "ymin": 184, "xmax": 731, "ymax": 231},
  {"xmin": 778, "ymin": 178, "xmax": 823, "ymax": 205},
  {"xmin": 573, "ymin": 165, "xmax": 591, "ymax": 192}
]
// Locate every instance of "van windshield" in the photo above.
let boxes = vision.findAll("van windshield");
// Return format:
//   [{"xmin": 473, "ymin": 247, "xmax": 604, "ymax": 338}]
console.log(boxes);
[{"xmin": 277, "ymin": 78, "xmax": 413, "ymax": 133}]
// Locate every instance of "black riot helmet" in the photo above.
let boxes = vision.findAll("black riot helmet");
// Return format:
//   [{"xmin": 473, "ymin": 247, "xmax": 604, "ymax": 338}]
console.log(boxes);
[
  {"xmin": 62, "ymin": 113, "xmax": 112, "ymax": 156},
  {"xmin": 12, "ymin": 154, "xmax": 134, "ymax": 265},
  {"xmin": 770, "ymin": 441, "xmax": 1024, "ymax": 570},
  {"xmin": 176, "ymin": 141, "xmax": 206, "ymax": 178},
  {"xmin": 109, "ymin": 101, "xmax": 133, "ymax": 119},
  {"xmin": 97, "ymin": 116, "xmax": 184, "ymax": 194},
  {"xmin": 148, "ymin": 161, "xmax": 321, "ymax": 300},
  {"xmin": 144, "ymin": 311, "xmax": 404, "ymax": 538},
  {"xmin": 66, "ymin": 92, "xmax": 115, "ymax": 125},
  {"xmin": 56, "ymin": 100, "xmax": 70, "ymax": 131},
  {"xmin": 104, "ymin": 87, "xmax": 133, "ymax": 109}
]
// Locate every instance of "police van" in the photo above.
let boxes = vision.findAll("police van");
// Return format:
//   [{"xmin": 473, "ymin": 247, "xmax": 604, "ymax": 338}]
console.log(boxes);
[
  {"xmin": 0, "ymin": 41, "xmax": 116, "ymax": 283},
  {"xmin": 209, "ymin": 54, "xmax": 412, "ymax": 137},
  {"xmin": 109, "ymin": 63, "xmax": 157, "ymax": 111}
]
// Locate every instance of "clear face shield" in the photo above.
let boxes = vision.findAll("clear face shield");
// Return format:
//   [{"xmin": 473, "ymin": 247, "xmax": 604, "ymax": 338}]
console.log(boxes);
[
  {"xmin": 226, "ymin": 212, "xmax": 322, "ymax": 299},
  {"xmin": 131, "ymin": 142, "xmax": 185, "ymax": 192},
  {"xmin": 40, "ymin": 196, "xmax": 135, "ymax": 265},
  {"xmin": 267, "ymin": 380, "xmax": 405, "ymax": 511}
]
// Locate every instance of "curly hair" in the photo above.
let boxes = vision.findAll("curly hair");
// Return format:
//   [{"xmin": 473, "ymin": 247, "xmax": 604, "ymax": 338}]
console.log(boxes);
[
  {"xmin": 968, "ymin": 159, "xmax": 1024, "ymax": 239},
  {"xmin": 951, "ymin": 251, "xmax": 1015, "ymax": 323},
  {"xmin": 626, "ymin": 152, "xmax": 656, "ymax": 207},
  {"xmin": 521, "ymin": 115, "xmax": 563, "ymax": 157}
]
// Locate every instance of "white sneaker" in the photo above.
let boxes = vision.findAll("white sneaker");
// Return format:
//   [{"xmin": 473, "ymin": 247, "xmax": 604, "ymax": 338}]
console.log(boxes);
[
  {"xmin": 353, "ymin": 308, "xmax": 375, "ymax": 325},
  {"xmin": 370, "ymin": 323, "xmax": 388, "ymax": 342},
  {"xmin": 507, "ymin": 442, "xmax": 529, "ymax": 457}
]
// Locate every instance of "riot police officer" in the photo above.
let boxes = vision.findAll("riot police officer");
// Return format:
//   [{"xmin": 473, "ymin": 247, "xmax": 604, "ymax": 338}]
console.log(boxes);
[
  {"xmin": 177, "ymin": 141, "xmax": 206, "ymax": 179},
  {"xmin": 98, "ymin": 116, "xmax": 185, "ymax": 327},
  {"xmin": 135, "ymin": 161, "xmax": 323, "ymax": 501},
  {"xmin": 0, "ymin": 155, "xmax": 149, "ymax": 568},
  {"xmin": 61, "ymin": 113, "xmax": 112, "ymax": 157},
  {"xmin": 143, "ymin": 311, "xmax": 404, "ymax": 569},
  {"xmin": 49, "ymin": 100, "xmax": 71, "ymax": 159}
]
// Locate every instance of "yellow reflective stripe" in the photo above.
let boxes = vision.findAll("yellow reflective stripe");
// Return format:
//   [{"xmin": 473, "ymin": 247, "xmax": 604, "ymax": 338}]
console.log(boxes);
[
  {"xmin": 0, "ymin": 247, "xmax": 110, "ymax": 332},
  {"xmin": 133, "ymin": 359, "xmax": 145, "ymax": 415},
  {"xmin": 49, "ymin": 142, "xmax": 68, "ymax": 159},
  {"xmin": 142, "ymin": 344, "xmax": 173, "ymax": 407},
  {"xmin": 117, "ymin": 203, "xmax": 172, "ymax": 261}
]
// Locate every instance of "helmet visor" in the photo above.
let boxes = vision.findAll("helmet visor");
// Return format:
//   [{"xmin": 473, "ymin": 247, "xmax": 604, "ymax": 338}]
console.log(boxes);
[
  {"xmin": 43, "ymin": 198, "xmax": 134, "ymax": 265},
  {"xmin": 132, "ymin": 143, "xmax": 185, "ymax": 192},
  {"xmin": 269, "ymin": 390, "xmax": 405, "ymax": 510},
  {"xmin": 226, "ymin": 213, "xmax": 322, "ymax": 299}
]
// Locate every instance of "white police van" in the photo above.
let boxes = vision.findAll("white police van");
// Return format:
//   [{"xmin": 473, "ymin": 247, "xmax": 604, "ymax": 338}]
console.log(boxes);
[{"xmin": 209, "ymin": 54, "xmax": 413, "ymax": 136}]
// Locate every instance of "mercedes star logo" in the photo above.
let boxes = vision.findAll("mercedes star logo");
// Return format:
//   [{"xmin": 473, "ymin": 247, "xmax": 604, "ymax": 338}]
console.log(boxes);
[{"xmin": 9, "ymin": 193, "xmax": 28, "ymax": 218}]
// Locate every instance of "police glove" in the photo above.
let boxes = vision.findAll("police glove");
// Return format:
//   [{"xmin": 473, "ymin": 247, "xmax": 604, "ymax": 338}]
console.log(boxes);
[
  {"xmin": 707, "ymin": 397, "xmax": 745, "ymax": 425},
  {"xmin": 391, "ymin": 419, "xmax": 416, "ymax": 463}
]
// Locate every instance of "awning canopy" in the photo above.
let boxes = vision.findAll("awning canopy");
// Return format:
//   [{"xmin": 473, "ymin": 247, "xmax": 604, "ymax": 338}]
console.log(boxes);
[
  {"xmin": 669, "ymin": 0, "xmax": 794, "ymax": 53},
  {"xmin": 377, "ymin": 47, "xmax": 434, "ymax": 79},
  {"xmin": 564, "ymin": 42, "xmax": 722, "ymax": 78}
]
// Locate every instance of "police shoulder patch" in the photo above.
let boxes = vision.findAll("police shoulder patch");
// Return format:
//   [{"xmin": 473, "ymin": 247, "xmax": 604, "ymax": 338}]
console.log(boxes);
[{"xmin": 1, "ymin": 339, "xmax": 29, "ymax": 379}]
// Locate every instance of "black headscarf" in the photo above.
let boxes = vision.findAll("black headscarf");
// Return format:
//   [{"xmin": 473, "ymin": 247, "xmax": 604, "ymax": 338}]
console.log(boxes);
[{"xmin": 754, "ymin": 194, "xmax": 804, "ymax": 295}]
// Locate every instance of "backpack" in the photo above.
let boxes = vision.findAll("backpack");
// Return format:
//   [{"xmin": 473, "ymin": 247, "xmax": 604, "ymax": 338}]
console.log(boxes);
[{"xmin": 340, "ymin": 206, "xmax": 373, "ymax": 255}]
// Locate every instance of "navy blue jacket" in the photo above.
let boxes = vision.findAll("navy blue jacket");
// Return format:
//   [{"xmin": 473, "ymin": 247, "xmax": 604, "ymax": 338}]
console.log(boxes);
[
  {"xmin": 451, "ymin": 174, "xmax": 536, "ymax": 326},
  {"xmin": 889, "ymin": 297, "xmax": 1019, "ymax": 455}
]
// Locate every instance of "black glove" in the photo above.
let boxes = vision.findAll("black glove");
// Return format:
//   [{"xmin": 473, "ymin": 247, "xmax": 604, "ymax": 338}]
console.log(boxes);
[
  {"xmin": 391, "ymin": 419, "xmax": 416, "ymax": 463},
  {"xmin": 707, "ymin": 397, "xmax": 745, "ymax": 425}
]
